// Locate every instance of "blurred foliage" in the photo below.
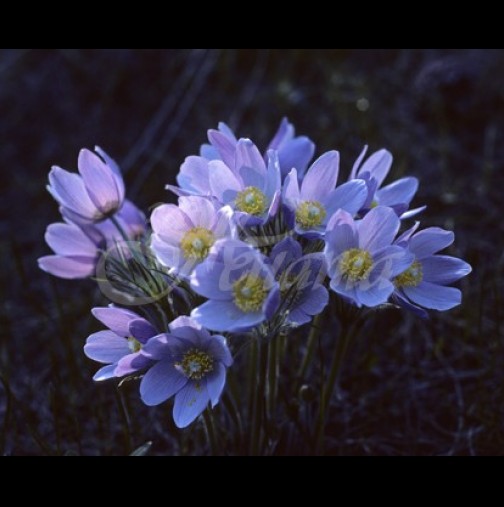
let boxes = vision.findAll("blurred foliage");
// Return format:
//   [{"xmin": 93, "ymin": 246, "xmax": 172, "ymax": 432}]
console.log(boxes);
[{"xmin": 1, "ymin": 48, "xmax": 503, "ymax": 455}]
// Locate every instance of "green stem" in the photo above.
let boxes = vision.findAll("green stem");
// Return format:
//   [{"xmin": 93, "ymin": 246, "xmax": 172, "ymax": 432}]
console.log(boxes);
[
  {"xmin": 314, "ymin": 320, "xmax": 359, "ymax": 455},
  {"xmin": 203, "ymin": 410, "xmax": 219, "ymax": 456},
  {"xmin": 250, "ymin": 339, "xmax": 269, "ymax": 456},
  {"xmin": 267, "ymin": 336, "xmax": 279, "ymax": 422},
  {"xmin": 115, "ymin": 387, "xmax": 133, "ymax": 455},
  {"xmin": 110, "ymin": 215, "xmax": 131, "ymax": 245},
  {"xmin": 295, "ymin": 313, "xmax": 323, "ymax": 393}
]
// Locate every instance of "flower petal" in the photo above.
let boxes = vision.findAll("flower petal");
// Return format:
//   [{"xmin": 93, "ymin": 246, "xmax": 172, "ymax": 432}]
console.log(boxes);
[
  {"xmin": 38, "ymin": 255, "xmax": 96, "ymax": 280},
  {"xmin": 208, "ymin": 160, "xmax": 243, "ymax": 204},
  {"xmin": 191, "ymin": 300, "xmax": 265, "ymax": 332},
  {"xmin": 178, "ymin": 196, "xmax": 217, "ymax": 230},
  {"xmin": 409, "ymin": 228, "xmax": 455, "ymax": 259},
  {"xmin": 141, "ymin": 360, "xmax": 188, "ymax": 407},
  {"xmin": 206, "ymin": 363, "xmax": 227, "ymax": 408},
  {"xmin": 93, "ymin": 364, "xmax": 118, "ymax": 382},
  {"xmin": 278, "ymin": 137, "xmax": 315, "ymax": 179},
  {"xmin": 301, "ymin": 151, "xmax": 340, "ymax": 202},
  {"xmin": 373, "ymin": 245, "xmax": 415, "ymax": 279},
  {"xmin": 403, "ymin": 282, "xmax": 462, "ymax": 311},
  {"xmin": 78, "ymin": 149, "xmax": 122, "ymax": 214},
  {"xmin": 358, "ymin": 149, "xmax": 393, "ymax": 188},
  {"xmin": 421, "ymin": 256, "xmax": 472, "ymax": 285},
  {"xmin": 84, "ymin": 331, "xmax": 130, "ymax": 364},
  {"xmin": 350, "ymin": 145, "xmax": 369, "ymax": 180},
  {"xmin": 45, "ymin": 223, "xmax": 98, "ymax": 257},
  {"xmin": 356, "ymin": 279, "xmax": 395, "ymax": 308},
  {"xmin": 91, "ymin": 307, "xmax": 140, "ymax": 336},
  {"xmin": 177, "ymin": 156, "xmax": 211, "ymax": 195},
  {"xmin": 94, "ymin": 146, "xmax": 126, "ymax": 202},
  {"xmin": 377, "ymin": 177, "xmax": 418, "ymax": 207},
  {"xmin": 235, "ymin": 138, "xmax": 266, "ymax": 174},
  {"xmin": 190, "ymin": 259, "xmax": 231, "ymax": 300},
  {"xmin": 358, "ymin": 206, "xmax": 400, "ymax": 252},
  {"xmin": 129, "ymin": 319, "xmax": 157, "ymax": 344},
  {"xmin": 206, "ymin": 336, "xmax": 233, "ymax": 367},
  {"xmin": 282, "ymin": 168, "xmax": 301, "ymax": 210},
  {"xmin": 115, "ymin": 352, "xmax": 152, "ymax": 377},
  {"xmin": 150, "ymin": 204, "xmax": 192, "ymax": 245},
  {"xmin": 48, "ymin": 167, "xmax": 98, "ymax": 220},
  {"xmin": 208, "ymin": 129, "xmax": 237, "ymax": 170},
  {"xmin": 173, "ymin": 382, "xmax": 211, "ymax": 429},
  {"xmin": 324, "ymin": 180, "xmax": 368, "ymax": 218}
]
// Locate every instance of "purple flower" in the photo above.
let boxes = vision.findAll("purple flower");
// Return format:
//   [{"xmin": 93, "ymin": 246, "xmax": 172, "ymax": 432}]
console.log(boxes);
[
  {"xmin": 39, "ymin": 200, "xmax": 146, "ymax": 280},
  {"xmin": 208, "ymin": 143, "xmax": 281, "ymax": 226},
  {"xmin": 150, "ymin": 196, "xmax": 236, "ymax": 277},
  {"xmin": 190, "ymin": 240, "xmax": 280, "ymax": 332},
  {"xmin": 48, "ymin": 147, "xmax": 125, "ymax": 224},
  {"xmin": 392, "ymin": 226, "xmax": 472, "ymax": 317},
  {"xmin": 325, "ymin": 207, "xmax": 414, "ymax": 308},
  {"xmin": 350, "ymin": 147, "xmax": 425, "ymax": 219},
  {"xmin": 84, "ymin": 307, "xmax": 158, "ymax": 381},
  {"xmin": 139, "ymin": 317, "xmax": 233, "ymax": 429},
  {"xmin": 38, "ymin": 221, "xmax": 104, "ymax": 280},
  {"xmin": 283, "ymin": 151, "xmax": 368, "ymax": 238},
  {"xmin": 269, "ymin": 238, "xmax": 329, "ymax": 326},
  {"xmin": 169, "ymin": 118, "xmax": 315, "ymax": 197}
]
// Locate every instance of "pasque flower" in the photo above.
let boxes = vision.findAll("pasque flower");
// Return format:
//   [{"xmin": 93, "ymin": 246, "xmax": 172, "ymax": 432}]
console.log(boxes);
[
  {"xmin": 150, "ymin": 196, "xmax": 235, "ymax": 277},
  {"xmin": 190, "ymin": 240, "xmax": 280, "ymax": 332},
  {"xmin": 48, "ymin": 147, "xmax": 125, "ymax": 224},
  {"xmin": 84, "ymin": 306, "xmax": 158, "ymax": 381},
  {"xmin": 38, "ymin": 200, "xmax": 146, "ymax": 280},
  {"xmin": 169, "ymin": 118, "xmax": 315, "ymax": 197},
  {"xmin": 269, "ymin": 238, "xmax": 328, "ymax": 326},
  {"xmin": 139, "ymin": 317, "xmax": 233, "ymax": 429},
  {"xmin": 208, "ymin": 143, "xmax": 281, "ymax": 226},
  {"xmin": 350, "ymin": 147, "xmax": 425, "ymax": 219},
  {"xmin": 325, "ymin": 207, "xmax": 414, "ymax": 308},
  {"xmin": 392, "ymin": 225, "xmax": 472, "ymax": 317},
  {"xmin": 283, "ymin": 151, "xmax": 368, "ymax": 238}
]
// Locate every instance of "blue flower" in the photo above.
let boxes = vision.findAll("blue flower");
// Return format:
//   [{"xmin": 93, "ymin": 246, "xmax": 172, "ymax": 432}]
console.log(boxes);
[
  {"xmin": 208, "ymin": 143, "xmax": 282, "ymax": 226},
  {"xmin": 283, "ymin": 151, "xmax": 368, "ymax": 238},
  {"xmin": 139, "ymin": 317, "xmax": 233, "ymax": 429},
  {"xmin": 190, "ymin": 240, "xmax": 280, "ymax": 332},
  {"xmin": 269, "ymin": 238, "xmax": 329, "ymax": 326},
  {"xmin": 325, "ymin": 207, "xmax": 414, "ymax": 308},
  {"xmin": 392, "ymin": 225, "xmax": 472, "ymax": 317},
  {"xmin": 84, "ymin": 307, "xmax": 158, "ymax": 381},
  {"xmin": 168, "ymin": 118, "xmax": 315, "ymax": 196},
  {"xmin": 350, "ymin": 147, "xmax": 425, "ymax": 219}
]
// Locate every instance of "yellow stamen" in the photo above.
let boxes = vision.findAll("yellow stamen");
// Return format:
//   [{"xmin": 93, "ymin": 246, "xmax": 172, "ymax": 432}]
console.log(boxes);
[
  {"xmin": 394, "ymin": 261, "xmax": 423, "ymax": 288},
  {"xmin": 235, "ymin": 187, "xmax": 267, "ymax": 216},
  {"xmin": 296, "ymin": 201, "xmax": 327, "ymax": 229},
  {"xmin": 233, "ymin": 274, "xmax": 268, "ymax": 313},
  {"xmin": 177, "ymin": 349, "xmax": 214, "ymax": 380},
  {"xmin": 339, "ymin": 249, "xmax": 374, "ymax": 282},
  {"xmin": 180, "ymin": 227, "xmax": 215, "ymax": 261}
]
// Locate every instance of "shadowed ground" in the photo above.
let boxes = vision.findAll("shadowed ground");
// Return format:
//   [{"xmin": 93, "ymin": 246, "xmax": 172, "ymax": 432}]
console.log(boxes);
[{"xmin": 0, "ymin": 49, "xmax": 503, "ymax": 455}]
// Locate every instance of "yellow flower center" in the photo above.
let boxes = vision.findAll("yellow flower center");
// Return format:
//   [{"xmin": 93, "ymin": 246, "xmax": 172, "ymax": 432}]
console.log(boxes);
[
  {"xmin": 178, "ymin": 349, "xmax": 214, "ymax": 380},
  {"xmin": 180, "ymin": 227, "xmax": 215, "ymax": 261},
  {"xmin": 394, "ymin": 261, "xmax": 423, "ymax": 288},
  {"xmin": 296, "ymin": 201, "xmax": 327, "ymax": 229},
  {"xmin": 235, "ymin": 187, "xmax": 267, "ymax": 216},
  {"xmin": 370, "ymin": 200, "xmax": 379, "ymax": 209},
  {"xmin": 128, "ymin": 338, "xmax": 142, "ymax": 354},
  {"xmin": 233, "ymin": 274, "xmax": 269, "ymax": 313},
  {"xmin": 339, "ymin": 249, "xmax": 374, "ymax": 282}
]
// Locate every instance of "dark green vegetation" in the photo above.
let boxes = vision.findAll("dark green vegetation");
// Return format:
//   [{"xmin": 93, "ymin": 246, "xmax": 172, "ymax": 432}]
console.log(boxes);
[{"xmin": 1, "ymin": 49, "xmax": 503, "ymax": 455}]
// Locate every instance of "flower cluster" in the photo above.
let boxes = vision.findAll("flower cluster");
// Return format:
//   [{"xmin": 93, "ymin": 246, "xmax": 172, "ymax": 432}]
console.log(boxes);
[{"xmin": 39, "ymin": 119, "xmax": 471, "ymax": 431}]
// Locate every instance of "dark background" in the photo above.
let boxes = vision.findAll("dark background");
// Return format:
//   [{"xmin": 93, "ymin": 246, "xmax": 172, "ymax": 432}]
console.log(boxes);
[{"xmin": 1, "ymin": 49, "xmax": 503, "ymax": 455}]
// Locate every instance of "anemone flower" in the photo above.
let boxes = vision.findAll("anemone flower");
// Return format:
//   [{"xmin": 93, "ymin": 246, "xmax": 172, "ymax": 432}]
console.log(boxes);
[
  {"xmin": 325, "ymin": 207, "xmax": 414, "ymax": 308},
  {"xmin": 140, "ymin": 317, "xmax": 233, "ymax": 429}
]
